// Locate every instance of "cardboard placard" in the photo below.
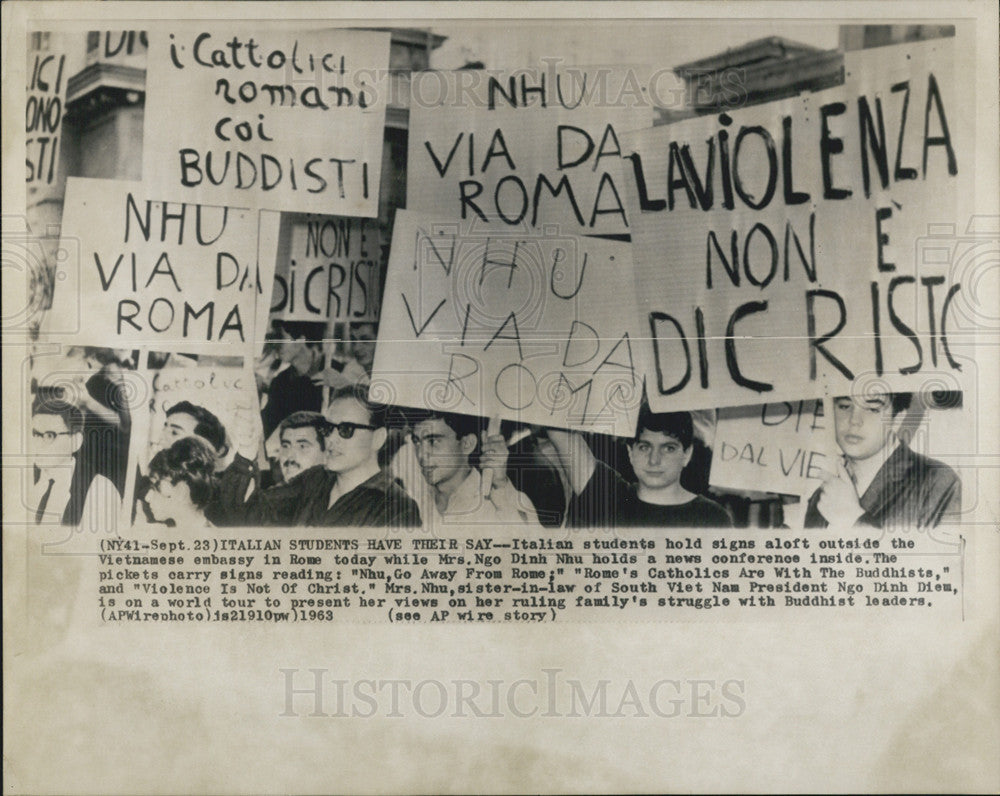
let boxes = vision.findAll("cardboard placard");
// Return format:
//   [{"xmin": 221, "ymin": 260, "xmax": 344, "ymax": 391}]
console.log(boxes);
[
  {"xmin": 710, "ymin": 398, "xmax": 831, "ymax": 497},
  {"xmin": 143, "ymin": 27, "xmax": 390, "ymax": 216},
  {"xmin": 370, "ymin": 210, "xmax": 648, "ymax": 436},
  {"xmin": 408, "ymin": 66, "xmax": 652, "ymax": 236},
  {"xmin": 46, "ymin": 178, "xmax": 276, "ymax": 351},
  {"xmin": 270, "ymin": 213, "xmax": 381, "ymax": 323},
  {"xmin": 621, "ymin": 39, "xmax": 968, "ymax": 412},
  {"xmin": 26, "ymin": 32, "xmax": 67, "ymax": 191}
]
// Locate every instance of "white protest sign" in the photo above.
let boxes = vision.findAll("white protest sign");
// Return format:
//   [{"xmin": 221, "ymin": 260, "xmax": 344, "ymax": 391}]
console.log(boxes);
[
  {"xmin": 370, "ymin": 211, "xmax": 647, "ymax": 436},
  {"xmin": 84, "ymin": 30, "xmax": 147, "ymax": 68},
  {"xmin": 621, "ymin": 39, "xmax": 968, "ymax": 412},
  {"xmin": 270, "ymin": 214, "xmax": 382, "ymax": 323},
  {"xmin": 45, "ymin": 178, "xmax": 276, "ymax": 351},
  {"xmin": 710, "ymin": 399, "xmax": 833, "ymax": 498},
  {"xmin": 143, "ymin": 27, "xmax": 390, "ymax": 216},
  {"xmin": 26, "ymin": 32, "xmax": 67, "ymax": 191},
  {"xmin": 145, "ymin": 363, "xmax": 262, "ymax": 465},
  {"xmin": 408, "ymin": 65, "xmax": 652, "ymax": 237}
]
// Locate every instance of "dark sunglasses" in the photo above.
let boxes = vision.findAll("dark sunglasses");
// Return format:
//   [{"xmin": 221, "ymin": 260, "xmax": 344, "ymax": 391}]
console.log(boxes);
[{"xmin": 327, "ymin": 421, "xmax": 377, "ymax": 440}]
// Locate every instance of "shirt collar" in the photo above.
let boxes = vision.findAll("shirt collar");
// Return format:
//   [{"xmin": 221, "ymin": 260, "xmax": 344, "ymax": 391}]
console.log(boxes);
[{"xmin": 438, "ymin": 468, "xmax": 482, "ymax": 516}]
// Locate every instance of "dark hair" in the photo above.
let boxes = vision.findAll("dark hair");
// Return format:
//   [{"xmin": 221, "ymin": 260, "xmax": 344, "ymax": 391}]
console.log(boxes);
[
  {"xmin": 69, "ymin": 346, "xmax": 134, "ymax": 368},
  {"xmin": 404, "ymin": 408, "xmax": 482, "ymax": 441},
  {"xmin": 632, "ymin": 407, "xmax": 694, "ymax": 449},
  {"xmin": 278, "ymin": 411, "xmax": 331, "ymax": 450},
  {"xmin": 147, "ymin": 436, "xmax": 217, "ymax": 510},
  {"xmin": 349, "ymin": 321, "xmax": 377, "ymax": 338},
  {"xmin": 260, "ymin": 329, "xmax": 285, "ymax": 358},
  {"xmin": 834, "ymin": 392, "xmax": 913, "ymax": 417},
  {"xmin": 274, "ymin": 319, "xmax": 326, "ymax": 347},
  {"xmin": 890, "ymin": 392, "xmax": 912, "ymax": 417},
  {"xmin": 32, "ymin": 391, "xmax": 85, "ymax": 433},
  {"xmin": 327, "ymin": 384, "xmax": 388, "ymax": 428},
  {"xmin": 165, "ymin": 400, "xmax": 228, "ymax": 454}
]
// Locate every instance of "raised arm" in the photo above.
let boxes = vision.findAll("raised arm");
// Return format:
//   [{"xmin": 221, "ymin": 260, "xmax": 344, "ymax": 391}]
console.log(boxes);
[{"xmin": 544, "ymin": 428, "xmax": 597, "ymax": 496}]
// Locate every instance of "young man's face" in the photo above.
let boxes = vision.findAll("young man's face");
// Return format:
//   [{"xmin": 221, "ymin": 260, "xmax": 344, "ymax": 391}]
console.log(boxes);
[
  {"xmin": 628, "ymin": 429, "xmax": 691, "ymax": 491},
  {"xmin": 324, "ymin": 397, "xmax": 380, "ymax": 475},
  {"xmin": 349, "ymin": 323, "xmax": 377, "ymax": 370},
  {"xmin": 277, "ymin": 329, "xmax": 310, "ymax": 364},
  {"xmin": 32, "ymin": 412, "xmax": 82, "ymax": 462},
  {"xmin": 411, "ymin": 419, "xmax": 472, "ymax": 488},
  {"xmin": 832, "ymin": 394, "xmax": 899, "ymax": 461},
  {"xmin": 163, "ymin": 411, "xmax": 198, "ymax": 443},
  {"xmin": 279, "ymin": 425, "xmax": 325, "ymax": 481}
]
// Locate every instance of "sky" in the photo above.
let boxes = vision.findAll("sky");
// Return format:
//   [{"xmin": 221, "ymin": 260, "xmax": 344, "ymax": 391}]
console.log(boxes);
[{"xmin": 428, "ymin": 21, "xmax": 842, "ymax": 71}]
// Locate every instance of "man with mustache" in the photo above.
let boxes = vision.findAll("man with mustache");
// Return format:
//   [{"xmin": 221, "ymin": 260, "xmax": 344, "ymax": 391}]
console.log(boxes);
[{"xmin": 237, "ymin": 411, "xmax": 330, "ymax": 526}]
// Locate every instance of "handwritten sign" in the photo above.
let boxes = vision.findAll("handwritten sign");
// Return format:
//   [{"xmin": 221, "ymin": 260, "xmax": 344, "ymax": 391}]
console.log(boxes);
[
  {"xmin": 270, "ymin": 213, "xmax": 382, "ymax": 323},
  {"xmin": 85, "ymin": 30, "xmax": 147, "ymax": 68},
  {"xmin": 143, "ymin": 27, "xmax": 390, "ymax": 215},
  {"xmin": 710, "ymin": 399, "xmax": 832, "ymax": 497},
  {"xmin": 26, "ymin": 32, "xmax": 66, "ymax": 190},
  {"xmin": 145, "ymin": 363, "xmax": 261, "ymax": 464},
  {"xmin": 370, "ymin": 210, "xmax": 648, "ymax": 436},
  {"xmin": 45, "ymin": 178, "xmax": 276, "ymax": 351},
  {"xmin": 408, "ymin": 66, "xmax": 652, "ymax": 236},
  {"xmin": 621, "ymin": 39, "xmax": 968, "ymax": 412}
]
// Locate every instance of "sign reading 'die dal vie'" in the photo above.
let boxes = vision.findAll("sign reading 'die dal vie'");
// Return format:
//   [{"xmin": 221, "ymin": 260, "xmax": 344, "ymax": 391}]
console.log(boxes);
[
  {"xmin": 710, "ymin": 398, "xmax": 831, "ymax": 498},
  {"xmin": 371, "ymin": 210, "xmax": 649, "ymax": 436},
  {"xmin": 622, "ymin": 39, "xmax": 968, "ymax": 412},
  {"xmin": 143, "ymin": 27, "xmax": 390, "ymax": 216}
]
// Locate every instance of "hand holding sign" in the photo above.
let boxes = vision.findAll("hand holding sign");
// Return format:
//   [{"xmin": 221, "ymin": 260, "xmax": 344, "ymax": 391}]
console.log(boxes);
[
  {"xmin": 311, "ymin": 361, "xmax": 354, "ymax": 390},
  {"xmin": 816, "ymin": 457, "xmax": 865, "ymax": 526},
  {"xmin": 479, "ymin": 416, "xmax": 508, "ymax": 494}
]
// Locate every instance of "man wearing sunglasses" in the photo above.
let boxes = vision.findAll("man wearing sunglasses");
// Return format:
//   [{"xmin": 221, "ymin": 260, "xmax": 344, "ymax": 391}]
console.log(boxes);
[{"xmin": 290, "ymin": 386, "xmax": 421, "ymax": 527}]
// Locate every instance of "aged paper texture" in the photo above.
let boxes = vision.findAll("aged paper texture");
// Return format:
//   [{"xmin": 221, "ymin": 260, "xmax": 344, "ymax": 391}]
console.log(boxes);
[{"xmin": 3, "ymin": 2, "xmax": 998, "ymax": 793}]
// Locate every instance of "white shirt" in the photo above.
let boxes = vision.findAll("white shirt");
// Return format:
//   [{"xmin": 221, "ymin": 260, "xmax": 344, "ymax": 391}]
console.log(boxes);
[
  {"xmin": 33, "ymin": 469, "xmax": 119, "ymax": 529},
  {"xmin": 417, "ymin": 469, "xmax": 542, "ymax": 530}
]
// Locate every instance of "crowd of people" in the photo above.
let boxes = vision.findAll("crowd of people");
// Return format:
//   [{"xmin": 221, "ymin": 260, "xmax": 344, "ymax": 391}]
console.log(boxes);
[
  {"xmin": 27, "ymin": 343, "xmax": 961, "ymax": 532},
  {"xmin": 137, "ymin": 386, "xmax": 737, "ymax": 529},
  {"xmin": 133, "ymin": 377, "xmax": 962, "ymax": 530}
]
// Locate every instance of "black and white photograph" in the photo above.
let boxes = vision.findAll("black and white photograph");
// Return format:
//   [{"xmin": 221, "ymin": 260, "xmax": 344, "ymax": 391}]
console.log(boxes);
[{"xmin": 4, "ymin": 3, "xmax": 998, "ymax": 793}]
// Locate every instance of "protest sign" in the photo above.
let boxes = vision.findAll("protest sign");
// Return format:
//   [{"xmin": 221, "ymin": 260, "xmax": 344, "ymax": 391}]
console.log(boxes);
[
  {"xmin": 621, "ymin": 39, "xmax": 969, "ymax": 412},
  {"xmin": 26, "ymin": 32, "xmax": 67, "ymax": 192},
  {"xmin": 44, "ymin": 178, "xmax": 277, "ymax": 351},
  {"xmin": 370, "ymin": 210, "xmax": 647, "ymax": 436},
  {"xmin": 710, "ymin": 399, "xmax": 832, "ymax": 497},
  {"xmin": 269, "ymin": 213, "xmax": 381, "ymax": 324},
  {"xmin": 408, "ymin": 65, "xmax": 652, "ymax": 237},
  {"xmin": 84, "ymin": 30, "xmax": 147, "ymax": 68},
  {"xmin": 144, "ymin": 361, "xmax": 262, "ymax": 465},
  {"xmin": 143, "ymin": 27, "xmax": 389, "ymax": 216}
]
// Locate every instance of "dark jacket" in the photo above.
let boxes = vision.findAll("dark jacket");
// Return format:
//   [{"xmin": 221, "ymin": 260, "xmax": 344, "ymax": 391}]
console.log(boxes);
[{"xmin": 804, "ymin": 443, "xmax": 961, "ymax": 529}]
